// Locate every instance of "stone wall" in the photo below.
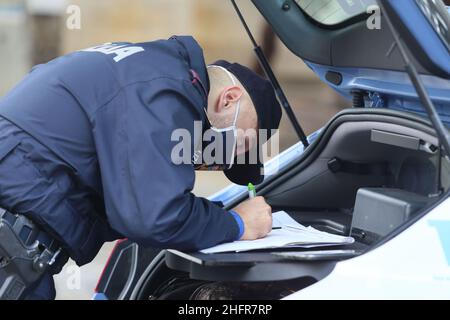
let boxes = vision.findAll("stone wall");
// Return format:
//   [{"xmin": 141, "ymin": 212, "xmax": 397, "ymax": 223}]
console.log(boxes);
[
  {"xmin": 0, "ymin": 0, "xmax": 321, "ymax": 94},
  {"xmin": 0, "ymin": 0, "xmax": 30, "ymax": 95},
  {"xmin": 61, "ymin": 0, "xmax": 318, "ymax": 82}
]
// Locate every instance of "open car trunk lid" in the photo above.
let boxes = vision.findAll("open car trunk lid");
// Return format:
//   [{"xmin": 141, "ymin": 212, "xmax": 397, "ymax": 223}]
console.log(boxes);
[{"xmin": 251, "ymin": 0, "xmax": 450, "ymax": 124}]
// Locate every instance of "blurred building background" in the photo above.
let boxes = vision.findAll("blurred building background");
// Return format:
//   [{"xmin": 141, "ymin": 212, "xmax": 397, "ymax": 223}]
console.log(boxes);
[{"xmin": 0, "ymin": 0, "xmax": 350, "ymax": 299}]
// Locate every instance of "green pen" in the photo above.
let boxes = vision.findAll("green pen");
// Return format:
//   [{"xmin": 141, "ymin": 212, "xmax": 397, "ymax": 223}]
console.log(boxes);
[
  {"xmin": 248, "ymin": 183, "xmax": 278, "ymax": 229},
  {"xmin": 248, "ymin": 183, "xmax": 256, "ymax": 199}
]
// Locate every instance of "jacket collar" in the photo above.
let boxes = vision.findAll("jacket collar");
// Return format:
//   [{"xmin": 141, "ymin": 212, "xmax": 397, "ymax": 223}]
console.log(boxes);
[
  {"xmin": 170, "ymin": 36, "xmax": 212, "ymax": 130},
  {"xmin": 170, "ymin": 36, "xmax": 210, "ymax": 101}
]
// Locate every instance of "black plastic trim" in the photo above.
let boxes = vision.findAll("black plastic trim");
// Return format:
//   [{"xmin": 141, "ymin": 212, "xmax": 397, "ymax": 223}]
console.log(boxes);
[
  {"xmin": 325, "ymin": 71, "xmax": 343, "ymax": 86},
  {"xmin": 224, "ymin": 108, "xmax": 439, "ymax": 210}
]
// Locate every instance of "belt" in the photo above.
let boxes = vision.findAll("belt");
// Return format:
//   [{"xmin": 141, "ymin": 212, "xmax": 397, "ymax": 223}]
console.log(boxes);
[{"xmin": 0, "ymin": 208, "xmax": 63, "ymax": 266}]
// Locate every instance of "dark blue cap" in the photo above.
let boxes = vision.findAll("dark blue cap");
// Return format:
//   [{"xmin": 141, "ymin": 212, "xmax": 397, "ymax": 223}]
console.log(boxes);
[{"xmin": 211, "ymin": 60, "xmax": 282, "ymax": 186}]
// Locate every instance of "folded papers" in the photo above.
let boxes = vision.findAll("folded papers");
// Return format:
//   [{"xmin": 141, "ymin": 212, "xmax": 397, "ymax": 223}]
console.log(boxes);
[{"xmin": 201, "ymin": 211, "xmax": 354, "ymax": 254}]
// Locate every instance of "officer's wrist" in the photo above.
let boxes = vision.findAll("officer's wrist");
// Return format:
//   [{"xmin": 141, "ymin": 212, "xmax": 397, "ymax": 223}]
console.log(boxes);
[{"xmin": 229, "ymin": 210, "xmax": 244, "ymax": 240}]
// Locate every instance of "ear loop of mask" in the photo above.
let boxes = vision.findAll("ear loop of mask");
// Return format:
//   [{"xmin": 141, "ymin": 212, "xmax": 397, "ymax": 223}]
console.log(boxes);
[
  {"xmin": 205, "ymin": 65, "xmax": 242, "ymax": 131},
  {"xmin": 206, "ymin": 65, "xmax": 242, "ymax": 168}
]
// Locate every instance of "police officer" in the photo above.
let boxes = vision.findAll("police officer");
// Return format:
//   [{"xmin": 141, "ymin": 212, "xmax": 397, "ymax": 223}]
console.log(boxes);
[{"xmin": 0, "ymin": 36, "xmax": 281, "ymax": 299}]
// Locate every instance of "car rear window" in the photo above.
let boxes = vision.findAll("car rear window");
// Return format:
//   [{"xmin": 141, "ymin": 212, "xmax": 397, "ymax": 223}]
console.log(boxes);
[{"xmin": 294, "ymin": 0, "xmax": 377, "ymax": 26}]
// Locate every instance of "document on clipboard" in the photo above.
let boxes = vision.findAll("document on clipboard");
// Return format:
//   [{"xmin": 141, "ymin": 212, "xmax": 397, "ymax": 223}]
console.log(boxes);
[{"xmin": 200, "ymin": 211, "xmax": 354, "ymax": 254}]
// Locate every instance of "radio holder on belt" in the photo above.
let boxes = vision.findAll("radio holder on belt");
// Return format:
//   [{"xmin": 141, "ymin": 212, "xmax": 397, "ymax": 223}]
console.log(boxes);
[{"xmin": 0, "ymin": 209, "xmax": 61, "ymax": 300}]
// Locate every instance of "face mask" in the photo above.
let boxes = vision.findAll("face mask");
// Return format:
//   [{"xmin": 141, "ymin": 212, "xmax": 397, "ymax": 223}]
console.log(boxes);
[{"xmin": 194, "ymin": 66, "xmax": 241, "ymax": 171}]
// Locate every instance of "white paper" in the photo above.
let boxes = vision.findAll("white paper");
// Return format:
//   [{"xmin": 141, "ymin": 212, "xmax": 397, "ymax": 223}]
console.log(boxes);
[{"xmin": 201, "ymin": 211, "xmax": 354, "ymax": 254}]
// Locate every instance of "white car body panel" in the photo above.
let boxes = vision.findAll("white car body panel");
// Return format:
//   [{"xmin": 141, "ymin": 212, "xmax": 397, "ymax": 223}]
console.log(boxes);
[{"xmin": 284, "ymin": 196, "xmax": 450, "ymax": 299}]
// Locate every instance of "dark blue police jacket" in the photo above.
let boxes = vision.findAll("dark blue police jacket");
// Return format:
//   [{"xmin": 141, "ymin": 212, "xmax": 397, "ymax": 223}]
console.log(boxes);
[{"xmin": 0, "ymin": 36, "xmax": 240, "ymax": 265}]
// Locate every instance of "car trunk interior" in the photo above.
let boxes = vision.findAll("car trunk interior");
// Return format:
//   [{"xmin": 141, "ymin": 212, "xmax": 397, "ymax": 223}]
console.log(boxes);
[
  {"xmin": 260, "ymin": 108, "xmax": 450, "ymax": 251},
  {"xmin": 139, "ymin": 109, "xmax": 450, "ymax": 301},
  {"xmin": 229, "ymin": 0, "xmax": 450, "ymax": 255}
]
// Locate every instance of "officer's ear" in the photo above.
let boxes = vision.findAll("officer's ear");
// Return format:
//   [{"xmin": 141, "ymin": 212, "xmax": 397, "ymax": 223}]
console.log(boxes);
[{"xmin": 216, "ymin": 86, "xmax": 243, "ymax": 114}]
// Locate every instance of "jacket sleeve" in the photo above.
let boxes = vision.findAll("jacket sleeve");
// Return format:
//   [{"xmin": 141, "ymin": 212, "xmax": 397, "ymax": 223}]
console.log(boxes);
[{"xmin": 92, "ymin": 77, "xmax": 240, "ymax": 250}]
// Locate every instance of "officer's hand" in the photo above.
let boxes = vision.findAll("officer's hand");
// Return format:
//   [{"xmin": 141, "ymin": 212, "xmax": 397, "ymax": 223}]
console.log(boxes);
[{"xmin": 233, "ymin": 196, "xmax": 272, "ymax": 240}]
